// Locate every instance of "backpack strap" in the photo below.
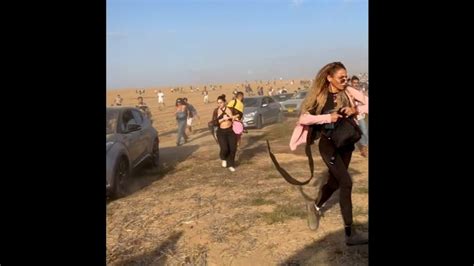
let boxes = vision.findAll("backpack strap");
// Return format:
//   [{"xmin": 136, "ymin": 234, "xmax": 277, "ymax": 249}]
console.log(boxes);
[{"xmin": 230, "ymin": 99, "xmax": 243, "ymax": 119}]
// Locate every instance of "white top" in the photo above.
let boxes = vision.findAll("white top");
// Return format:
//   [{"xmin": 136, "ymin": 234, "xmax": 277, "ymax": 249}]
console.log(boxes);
[{"xmin": 158, "ymin": 92, "xmax": 164, "ymax": 101}]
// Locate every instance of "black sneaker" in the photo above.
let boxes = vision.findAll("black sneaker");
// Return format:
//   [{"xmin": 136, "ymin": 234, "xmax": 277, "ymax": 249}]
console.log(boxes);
[{"xmin": 345, "ymin": 228, "xmax": 368, "ymax": 246}]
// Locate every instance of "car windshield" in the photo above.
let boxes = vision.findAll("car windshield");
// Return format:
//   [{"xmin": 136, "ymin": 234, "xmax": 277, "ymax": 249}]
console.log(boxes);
[
  {"xmin": 243, "ymin": 98, "xmax": 259, "ymax": 107},
  {"xmin": 106, "ymin": 109, "xmax": 120, "ymax": 134},
  {"xmin": 292, "ymin": 91, "xmax": 307, "ymax": 99}
]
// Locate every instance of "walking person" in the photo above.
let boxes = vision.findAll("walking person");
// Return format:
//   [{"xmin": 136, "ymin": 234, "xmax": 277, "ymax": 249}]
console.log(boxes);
[
  {"xmin": 227, "ymin": 91, "xmax": 245, "ymax": 147},
  {"xmin": 157, "ymin": 89, "xmax": 165, "ymax": 110},
  {"xmin": 211, "ymin": 94, "xmax": 238, "ymax": 172},
  {"xmin": 114, "ymin": 94, "xmax": 123, "ymax": 106},
  {"xmin": 203, "ymin": 87, "xmax": 209, "ymax": 104},
  {"xmin": 183, "ymin": 98, "xmax": 198, "ymax": 135},
  {"xmin": 350, "ymin": 76, "xmax": 369, "ymax": 157},
  {"xmin": 175, "ymin": 98, "xmax": 188, "ymax": 146},
  {"xmin": 289, "ymin": 62, "xmax": 369, "ymax": 246}
]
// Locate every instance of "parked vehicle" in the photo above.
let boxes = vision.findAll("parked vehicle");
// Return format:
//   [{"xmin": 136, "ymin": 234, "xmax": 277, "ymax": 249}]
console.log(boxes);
[
  {"xmin": 272, "ymin": 93, "xmax": 295, "ymax": 111},
  {"xmin": 106, "ymin": 107, "xmax": 159, "ymax": 198},
  {"xmin": 279, "ymin": 90, "xmax": 308, "ymax": 115},
  {"xmin": 242, "ymin": 96, "xmax": 283, "ymax": 129}
]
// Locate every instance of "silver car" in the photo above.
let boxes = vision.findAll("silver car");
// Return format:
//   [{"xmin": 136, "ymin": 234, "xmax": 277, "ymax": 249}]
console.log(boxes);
[
  {"xmin": 106, "ymin": 107, "xmax": 159, "ymax": 198},
  {"xmin": 272, "ymin": 93, "xmax": 294, "ymax": 111},
  {"xmin": 280, "ymin": 90, "xmax": 308, "ymax": 115},
  {"xmin": 242, "ymin": 96, "xmax": 283, "ymax": 129}
]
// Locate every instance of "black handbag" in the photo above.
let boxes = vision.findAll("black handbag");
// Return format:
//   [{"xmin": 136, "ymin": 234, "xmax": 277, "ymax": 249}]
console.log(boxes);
[{"xmin": 322, "ymin": 116, "xmax": 362, "ymax": 148}]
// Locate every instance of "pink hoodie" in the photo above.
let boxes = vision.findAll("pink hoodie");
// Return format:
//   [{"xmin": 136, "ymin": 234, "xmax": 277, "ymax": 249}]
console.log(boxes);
[{"xmin": 289, "ymin": 86, "xmax": 368, "ymax": 151}]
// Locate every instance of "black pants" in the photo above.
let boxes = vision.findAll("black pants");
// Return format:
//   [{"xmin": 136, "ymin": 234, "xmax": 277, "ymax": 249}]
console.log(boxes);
[
  {"xmin": 217, "ymin": 127, "xmax": 237, "ymax": 167},
  {"xmin": 316, "ymin": 135, "xmax": 355, "ymax": 226}
]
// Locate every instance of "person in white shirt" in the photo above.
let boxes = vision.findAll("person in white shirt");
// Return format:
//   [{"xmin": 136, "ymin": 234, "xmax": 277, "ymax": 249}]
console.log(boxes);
[
  {"xmin": 268, "ymin": 87, "xmax": 274, "ymax": 96},
  {"xmin": 350, "ymin": 76, "xmax": 368, "ymax": 157},
  {"xmin": 157, "ymin": 90, "xmax": 165, "ymax": 110},
  {"xmin": 202, "ymin": 87, "xmax": 209, "ymax": 104},
  {"xmin": 114, "ymin": 94, "xmax": 123, "ymax": 106}
]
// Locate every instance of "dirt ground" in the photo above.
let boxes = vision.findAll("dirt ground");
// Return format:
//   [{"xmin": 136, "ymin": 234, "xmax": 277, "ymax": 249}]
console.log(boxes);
[{"xmin": 106, "ymin": 83, "xmax": 368, "ymax": 265}]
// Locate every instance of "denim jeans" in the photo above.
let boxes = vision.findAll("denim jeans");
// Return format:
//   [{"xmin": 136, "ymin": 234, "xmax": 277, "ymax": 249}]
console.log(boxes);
[
  {"xmin": 357, "ymin": 118, "xmax": 368, "ymax": 146},
  {"xmin": 177, "ymin": 119, "xmax": 187, "ymax": 145}
]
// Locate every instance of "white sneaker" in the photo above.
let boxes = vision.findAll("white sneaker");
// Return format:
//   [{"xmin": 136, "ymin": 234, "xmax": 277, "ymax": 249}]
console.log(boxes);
[
  {"xmin": 228, "ymin": 167, "xmax": 236, "ymax": 172},
  {"xmin": 221, "ymin": 160, "xmax": 227, "ymax": 167}
]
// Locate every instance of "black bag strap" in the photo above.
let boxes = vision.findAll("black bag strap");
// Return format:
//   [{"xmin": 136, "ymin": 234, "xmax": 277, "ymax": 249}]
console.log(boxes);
[
  {"xmin": 266, "ymin": 125, "xmax": 315, "ymax": 186},
  {"xmin": 208, "ymin": 108, "xmax": 219, "ymax": 144},
  {"xmin": 211, "ymin": 107, "xmax": 219, "ymax": 121},
  {"xmin": 209, "ymin": 125, "xmax": 218, "ymax": 144},
  {"xmin": 217, "ymin": 106, "xmax": 227, "ymax": 120}
]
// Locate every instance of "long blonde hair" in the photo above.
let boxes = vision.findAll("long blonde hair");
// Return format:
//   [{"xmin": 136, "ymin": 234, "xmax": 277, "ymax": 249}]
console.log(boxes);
[{"xmin": 301, "ymin": 62, "xmax": 351, "ymax": 115}]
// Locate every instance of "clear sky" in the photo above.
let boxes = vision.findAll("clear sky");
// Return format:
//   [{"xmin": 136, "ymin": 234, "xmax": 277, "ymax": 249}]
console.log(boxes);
[{"xmin": 107, "ymin": 0, "xmax": 368, "ymax": 89}]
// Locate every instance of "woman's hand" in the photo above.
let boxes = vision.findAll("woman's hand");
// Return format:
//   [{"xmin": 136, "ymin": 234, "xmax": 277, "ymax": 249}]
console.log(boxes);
[
  {"xmin": 330, "ymin": 112, "xmax": 343, "ymax": 122},
  {"xmin": 340, "ymin": 107, "xmax": 357, "ymax": 117}
]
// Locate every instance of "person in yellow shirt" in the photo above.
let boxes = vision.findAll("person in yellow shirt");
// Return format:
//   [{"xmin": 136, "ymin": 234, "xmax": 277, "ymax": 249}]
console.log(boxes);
[
  {"xmin": 227, "ymin": 92, "xmax": 244, "ymax": 113},
  {"xmin": 227, "ymin": 92, "xmax": 245, "ymax": 146}
]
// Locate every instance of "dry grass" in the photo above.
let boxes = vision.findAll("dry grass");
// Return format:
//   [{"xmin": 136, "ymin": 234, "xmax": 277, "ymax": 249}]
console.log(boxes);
[
  {"xmin": 261, "ymin": 204, "xmax": 307, "ymax": 225},
  {"xmin": 353, "ymin": 206, "xmax": 368, "ymax": 217},
  {"xmin": 266, "ymin": 173, "xmax": 281, "ymax": 179},
  {"xmin": 249, "ymin": 197, "xmax": 276, "ymax": 206},
  {"xmin": 264, "ymin": 122, "xmax": 295, "ymax": 141},
  {"xmin": 353, "ymin": 186, "xmax": 369, "ymax": 194}
]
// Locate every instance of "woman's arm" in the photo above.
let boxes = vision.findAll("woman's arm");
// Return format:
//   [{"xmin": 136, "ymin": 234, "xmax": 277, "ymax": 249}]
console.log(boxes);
[
  {"xmin": 225, "ymin": 108, "xmax": 235, "ymax": 120},
  {"xmin": 355, "ymin": 95, "xmax": 368, "ymax": 114},
  {"xmin": 298, "ymin": 112, "xmax": 332, "ymax": 125},
  {"xmin": 346, "ymin": 86, "xmax": 368, "ymax": 115}
]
